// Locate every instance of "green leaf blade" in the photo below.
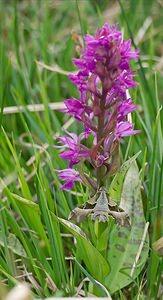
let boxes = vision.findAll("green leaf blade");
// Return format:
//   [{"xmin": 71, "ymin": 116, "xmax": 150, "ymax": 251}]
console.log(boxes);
[{"xmin": 106, "ymin": 163, "xmax": 149, "ymax": 293}]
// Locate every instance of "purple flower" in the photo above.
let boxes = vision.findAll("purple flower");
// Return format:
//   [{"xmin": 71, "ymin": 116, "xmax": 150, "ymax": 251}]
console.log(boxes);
[
  {"xmin": 120, "ymin": 39, "xmax": 139, "ymax": 62},
  {"xmin": 55, "ymin": 131, "xmax": 90, "ymax": 168},
  {"xmin": 69, "ymin": 71, "xmax": 88, "ymax": 94},
  {"xmin": 118, "ymin": 98, "xmax": 137, "ymax": 121},
  {"xmin": 71, "ymin": 23, "xmax": 138, "ymax": 91},
  {"xmin": 94, "ymin": 154, "xmax": 109, "ymax": 168},
  {"xmin": 63, "ymin": 98, "xmax": 92, "ymax": 122},
  {"xmin": 56, "ymin": 169, "xmax": 81, "ymax": 190},
  {"xmin": 63, "ymin": 99, "xmax": 85, "ymax": 121},
  {"xmin": 115, "ymin": 122, "xmax": 141, "ymax": 139},
  {"xmin": 55, "ymin": 23, "xmax": 140, "ymax": 190}
]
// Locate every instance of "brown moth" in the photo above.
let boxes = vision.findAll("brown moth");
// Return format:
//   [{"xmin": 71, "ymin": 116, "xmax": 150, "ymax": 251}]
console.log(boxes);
[{"xmin": 69, "ymin": 186, "xmax": 130, "ymax": 226}]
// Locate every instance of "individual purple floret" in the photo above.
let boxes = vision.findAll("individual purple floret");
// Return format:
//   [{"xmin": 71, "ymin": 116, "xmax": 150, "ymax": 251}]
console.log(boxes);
[
  {"xmin": 55, "ymin": 23, "xmax": 140, "ymax": 190},
  {"xmin": 56, "ymin": 169, "xmax": 82, "ymax": 190},
  {"xmin": 115, "ymin": 122, "xmax": 140, "ymax": 139},
  {"xmin": 54, "ymin": 131, "xmax": 90, "ymax": 168}
]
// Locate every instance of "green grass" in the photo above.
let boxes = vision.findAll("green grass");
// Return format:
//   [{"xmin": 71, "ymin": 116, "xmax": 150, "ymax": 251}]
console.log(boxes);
[{"xmin": 0, "ymin": 0, "xmax": 163, "ymax": 299}]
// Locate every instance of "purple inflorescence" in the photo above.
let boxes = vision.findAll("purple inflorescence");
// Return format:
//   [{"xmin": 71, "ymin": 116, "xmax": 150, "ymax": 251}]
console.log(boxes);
[{"xmin": 55, "ymin": 23, "xmax": 140, "ymax": 190}]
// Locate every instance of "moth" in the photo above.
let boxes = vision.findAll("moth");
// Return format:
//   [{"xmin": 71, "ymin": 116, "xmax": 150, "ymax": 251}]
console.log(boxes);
[{"xmin": 69, "ymin": 186, "xmax": 130, "ymax": 226}]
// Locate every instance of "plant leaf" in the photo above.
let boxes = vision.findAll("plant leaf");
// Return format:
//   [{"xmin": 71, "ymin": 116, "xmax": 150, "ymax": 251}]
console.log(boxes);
[
  {"xmin": 55, "ymin": 216, "xmax": 110, "ymax": 281},
  {"xmin": 75, "ymin": 259, "xmax": 112, "ymax": 298},
  {"xmin": 0, "ymin": 231, "xmax": 26, "ymax": 257},
  {"xmin": 109, "ymin": 151, "xmax": 141, "ymax": 203},
  {"xmin": 105, "ymin": 163, "xmax": 149, "ymax": 293}
]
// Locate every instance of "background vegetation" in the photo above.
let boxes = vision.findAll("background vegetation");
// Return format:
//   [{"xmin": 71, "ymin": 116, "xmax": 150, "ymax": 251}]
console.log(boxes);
[{"xmin": 0, "ymin": 0, "xmax": 163, "ymax": 299}]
